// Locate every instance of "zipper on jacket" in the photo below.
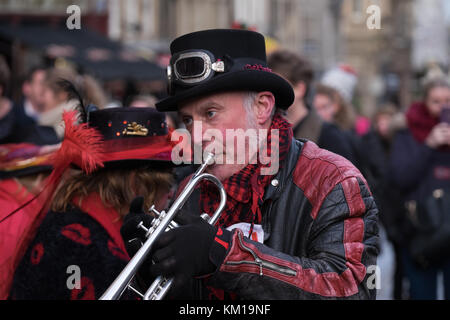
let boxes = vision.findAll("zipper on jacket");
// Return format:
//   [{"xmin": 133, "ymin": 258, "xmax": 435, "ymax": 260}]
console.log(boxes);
[{"xmin": 225, "ymin": 231, "xmax": 297, "ymax": 277}]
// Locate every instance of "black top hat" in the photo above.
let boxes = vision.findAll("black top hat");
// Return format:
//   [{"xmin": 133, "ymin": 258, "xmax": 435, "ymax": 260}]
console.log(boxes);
[{"xmin": 155, "ymin": 29, "xmax": 294, "ymax": 112}]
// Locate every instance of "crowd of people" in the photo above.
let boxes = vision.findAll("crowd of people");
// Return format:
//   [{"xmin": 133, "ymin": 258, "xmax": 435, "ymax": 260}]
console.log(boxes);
[
  {"xmin": 267, "ymin": 49, "xmax": 450, "ymax": 300},
  {"xmin": 0, "ymin": 27, "xmax": 449, "ymax": 300}
]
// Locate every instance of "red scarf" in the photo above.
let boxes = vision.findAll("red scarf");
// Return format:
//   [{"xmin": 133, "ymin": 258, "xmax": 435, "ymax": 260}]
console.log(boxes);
[
  {"xmin": 406, "ymin": 102, "xmax": 439, "ymax": 143},
  {"xmin": 406, "ymin": 102, "xmax": 450, "ymax": 152},
  {"xmin": 200, "ymin": 114, "xmax": 293, "ymax": 235}
]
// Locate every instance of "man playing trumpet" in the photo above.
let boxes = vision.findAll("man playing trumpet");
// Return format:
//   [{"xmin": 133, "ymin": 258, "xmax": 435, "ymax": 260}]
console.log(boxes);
[{"xmin": 122, "ymin": 29, "xmax": 379, "ymax": 300}]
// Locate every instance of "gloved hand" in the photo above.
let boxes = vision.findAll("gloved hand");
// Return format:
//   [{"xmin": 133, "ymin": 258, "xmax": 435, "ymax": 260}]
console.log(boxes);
[
  {"xmin": 120, "ymin": 196, "xmax": 153, "ymax": 258},
  {"xmin": 120, "ymin": 197, "xmax": 232, "ymax": 299},
  {"xmin": 150, "ymin": 215, "xmax": 229, "ymax": 277},
  {"xmin": 149, "ymin": 215, "xmax": 218, "ymax": 278},
  {"xmin": 120, "ymin": 196, "xmax": 159, "ymax": 293}
]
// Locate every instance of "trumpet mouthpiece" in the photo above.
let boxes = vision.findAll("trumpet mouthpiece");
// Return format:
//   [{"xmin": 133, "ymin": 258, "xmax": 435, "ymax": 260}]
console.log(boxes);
[{"xmin": 205, "ymin": 152, "xmax": 215, "ymax": 166}]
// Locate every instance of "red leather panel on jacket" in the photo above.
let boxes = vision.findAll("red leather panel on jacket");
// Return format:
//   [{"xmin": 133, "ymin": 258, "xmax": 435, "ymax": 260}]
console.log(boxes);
[
  {"xmin": 292, "ymin": 141, "xmax": 364, "ymax": 219},
  {"xmin": 220, "ymin": 228, "xmax": 366, "ymax": 297},
  {"xmin": 341, "ymin": 177, "xmax": 368, "ymax": 217}
]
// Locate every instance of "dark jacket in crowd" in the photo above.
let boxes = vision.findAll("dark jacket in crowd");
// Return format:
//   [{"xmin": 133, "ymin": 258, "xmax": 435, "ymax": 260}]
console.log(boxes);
[
  {"xmin": 362, "ymin": 129, "xmax": 406, "ymax": 245},
  {"xmin": 0, "ymin": 103, "xmax": 59, "ymax": 146},
  {"xmin": 12, "ymin": 100, "xmax": 38, "ymax": 126},
  {"xmin": 293, "ymin": 108, "xmax": 357, "ymax": 164},
  {"xmin": 390, "ymin": 102, "xmax": 450, "ymax": 202},
  {"xmin": 389, "ymin": 102, "xmax": 450, "ymax": 249}
]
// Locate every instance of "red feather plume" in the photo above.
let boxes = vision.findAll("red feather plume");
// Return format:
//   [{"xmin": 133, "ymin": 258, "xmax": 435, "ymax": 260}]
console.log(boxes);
[
  {"xmin": 51, "ymin": 110, "xmax": 105, "ymax": 175},
  {"xmin": 0, "ymin": 110, "xmax": 106, "ymax": 271}
]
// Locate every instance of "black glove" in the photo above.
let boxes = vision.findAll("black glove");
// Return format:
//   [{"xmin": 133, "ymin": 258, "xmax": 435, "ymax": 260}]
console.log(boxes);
[
  {"xmin": 149, "ymin": 214, "xmax": 231, "ymax": 279},
  {"xmin": 120, "ymin": 198, "xmax": 232, "ymax": 299},
  {"xmin": 120, "ymin": 196, "xmax": 154, "ymax": 258},
  {"xmin": 120, "ymin": 196, "xmax": 160, "ymax": 294}
]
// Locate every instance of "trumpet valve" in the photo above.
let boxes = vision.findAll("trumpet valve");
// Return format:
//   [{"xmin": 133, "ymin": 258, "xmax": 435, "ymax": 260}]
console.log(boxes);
[
  {"xmin": 147, "ymin": 209, "xmax": 168, "ymax": 236},
  {"xmin": 137, "ymin": 221, "xmax": 149, "ymax": 233},
  {"xmin": 149, "ymin": 205, "xmax": 160, "ymax": 216}
]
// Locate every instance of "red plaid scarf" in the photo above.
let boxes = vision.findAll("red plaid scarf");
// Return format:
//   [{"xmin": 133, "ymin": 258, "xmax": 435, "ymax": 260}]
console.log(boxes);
[{"xmin": 200, "ymin": 113, "xmax": 293, "ymax": 235}]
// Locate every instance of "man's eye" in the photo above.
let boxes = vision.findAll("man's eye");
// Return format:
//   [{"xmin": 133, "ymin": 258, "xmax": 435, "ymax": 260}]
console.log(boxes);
[
  {"xmin": 183, "ymin": 117, "xmax": 193, "ymax": 126},
  {"xmin": 206, "ymin": 111, "xmax": 216, "ymax": 119}
]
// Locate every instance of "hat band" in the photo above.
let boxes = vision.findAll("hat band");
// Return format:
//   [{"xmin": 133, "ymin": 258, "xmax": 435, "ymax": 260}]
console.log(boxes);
[
  {"xmin": 68, "ymin": 135, "xmax": 175, "ymax": 169},
  {"xmin": 101, "ymin": 135, "xmax": 174, "ymax": 162}
]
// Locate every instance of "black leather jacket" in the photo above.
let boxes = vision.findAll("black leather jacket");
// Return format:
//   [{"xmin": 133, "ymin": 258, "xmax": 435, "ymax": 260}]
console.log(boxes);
[{"xmin": 185, "ymin": 139, "xmax": 379, "ymax": 299}]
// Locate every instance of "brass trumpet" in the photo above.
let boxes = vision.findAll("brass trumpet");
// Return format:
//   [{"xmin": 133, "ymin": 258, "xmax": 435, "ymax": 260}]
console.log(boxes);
[{"xmin": 100, "ymin": 152, "xmax": 227, "ymax": 300}]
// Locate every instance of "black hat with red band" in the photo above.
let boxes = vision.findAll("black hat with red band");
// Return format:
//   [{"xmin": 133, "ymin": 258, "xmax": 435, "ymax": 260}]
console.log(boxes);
[
  {"xmin": 84, "ymin": 107, "xmax": 175, "ymax": 169},
  {"xmin": 155, "ymin": 29, "xmax": 295, "ymax": 112},
  {"xmin": 51, "ymin": 106, "xmax": 177, "ymax": 180}
]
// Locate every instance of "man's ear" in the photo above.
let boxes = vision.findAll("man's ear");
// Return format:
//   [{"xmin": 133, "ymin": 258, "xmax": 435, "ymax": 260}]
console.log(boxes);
[{"xmin": 253, "ymin": 91, "xmax": 276, "ymax": 126}]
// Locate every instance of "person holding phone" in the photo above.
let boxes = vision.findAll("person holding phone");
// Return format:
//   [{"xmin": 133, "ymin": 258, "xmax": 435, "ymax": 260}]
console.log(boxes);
[{"xmin": 390, "ymin": 77, "xmax": 450, "ymax": 299}]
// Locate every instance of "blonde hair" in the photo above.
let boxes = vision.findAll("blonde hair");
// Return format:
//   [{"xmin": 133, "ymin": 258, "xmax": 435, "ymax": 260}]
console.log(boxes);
[
  {"xmin": 44, "ymin": 68, "xmax": 78, "ymax": 98},
  {"xmin": 45, "ymin": 68, "xmax": 108, "ymax": 109},
  {"xmin": 423, "ymin": 77, "xmax": 450, "ymax": 100},
  {"xmin": 51, "ymin": 166, "xmax": 174, "ymax": 217},
  {"xmin": 81, "ymin": 74, "xmax": 108, "ymax": 109}
]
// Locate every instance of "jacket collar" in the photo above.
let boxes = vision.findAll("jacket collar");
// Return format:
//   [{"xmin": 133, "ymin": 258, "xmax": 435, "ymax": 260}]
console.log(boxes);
[{"xmin": 263, "ymin": 138, "xmax": 305, "ymax": 202}]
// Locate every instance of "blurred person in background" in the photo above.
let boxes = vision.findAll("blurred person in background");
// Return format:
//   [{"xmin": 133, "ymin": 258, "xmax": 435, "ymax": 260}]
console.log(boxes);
[
  {"xmin": 14, "ymin": 66, "xmax": 47, "ymax": 125},
  {"xmin": 39, "ymin": 67, "xmax": 85, "ymax": 139},
  {"xmin": 38, "ymin": 68, "xmax": 108, "ymax": 140},
  {"xmin": 128, "ymin": 94, "xmax": 158, "ymax": 108},
  {"xmin": 389, "ymin": 77, "xmax": 450, "ymax": 300},
  {"xmin": 313, "ymin": 66, "xmax": 373, "ymax": 187},
  {"xmin": 268, "ymin": 49, "xmax": 356, "ymax": 164},
  {"xmin": 363, "ymin": 104, "xmax": 406, "ymax": 244},
  {"xmin": 314, "ymin": 83, "xmax": 356, "ymax": 132},
  {"xmin": 361, "ymin": 103, "xmax": 408, "ymax": 299},
  {"xmin": 315, "ymin": 64, "xmax": 370, "ymax": 136},
  {"xmin": 129, "ymin": 93, "xmax": 178, "ymax": 130},
  {"xmin": 0, "ymin": 61, "xmax": 60, "ymax": 146}
]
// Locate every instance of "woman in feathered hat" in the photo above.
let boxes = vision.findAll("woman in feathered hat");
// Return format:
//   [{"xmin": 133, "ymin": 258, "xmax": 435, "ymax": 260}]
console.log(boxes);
[{"xmin": 8, "ymin": 104, "xmax": 176, "ymax": 300}]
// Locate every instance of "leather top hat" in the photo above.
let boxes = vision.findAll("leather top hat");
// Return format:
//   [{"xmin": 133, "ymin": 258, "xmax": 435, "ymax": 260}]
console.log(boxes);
[{"xmin": 155, "ymin": 29, "xmax": 295, "ymax": 112}]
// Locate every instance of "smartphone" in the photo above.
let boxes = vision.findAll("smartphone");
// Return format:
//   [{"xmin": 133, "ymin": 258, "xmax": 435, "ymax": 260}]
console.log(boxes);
[{"xmin": 440, "ymin": 107, "xmax": 450, "ymax": 124}]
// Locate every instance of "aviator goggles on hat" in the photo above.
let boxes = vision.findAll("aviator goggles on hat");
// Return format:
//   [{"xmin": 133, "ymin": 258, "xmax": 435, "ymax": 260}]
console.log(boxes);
[{"xmin": 167, "ymin": 49, "xmax": 225, "ymax": 94}]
